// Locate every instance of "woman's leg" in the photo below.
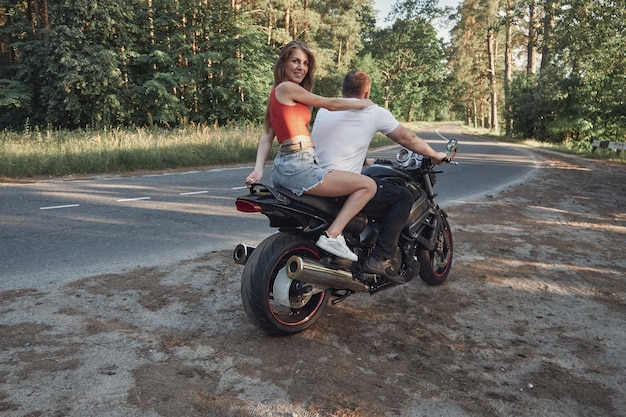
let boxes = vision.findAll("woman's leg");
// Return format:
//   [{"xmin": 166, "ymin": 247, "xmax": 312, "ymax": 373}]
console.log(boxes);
[{"xmin": 305, "ymin": 170, "xmax": 376, "ymax": 238}]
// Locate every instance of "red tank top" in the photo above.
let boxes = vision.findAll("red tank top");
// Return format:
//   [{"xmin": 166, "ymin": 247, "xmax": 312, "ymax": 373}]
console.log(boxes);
[{"xmin": 269, "ymin": 89, "xmax": 312, "ymax": 143}]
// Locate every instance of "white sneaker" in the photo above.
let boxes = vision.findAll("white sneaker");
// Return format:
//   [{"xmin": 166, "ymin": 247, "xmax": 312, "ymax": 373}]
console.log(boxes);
[{"xmin": 316, "ymin": 233, "xmax": 358, "ymax": 261}]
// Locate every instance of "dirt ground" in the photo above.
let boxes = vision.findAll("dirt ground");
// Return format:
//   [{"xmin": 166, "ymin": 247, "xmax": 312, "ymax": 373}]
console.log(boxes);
[{"xmin": 0, "ymin": 148, "xmax": 624, "ymax": 417}]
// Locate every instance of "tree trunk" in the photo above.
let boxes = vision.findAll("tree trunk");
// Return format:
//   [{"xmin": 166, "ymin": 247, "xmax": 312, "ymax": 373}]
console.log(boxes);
[
  {"xmin": 337, "ymin": 39, "xmax": 342, "ymax": 65},
  {"xmin": 527, "ymin": 0, "xmax": 537, "ymax": 75},
  {"xmin": 302, "ymin": 0, "xmax": 308, "ymax": 42},
  {"xmin": 30, "ymin": 0, "xmax": 50, "ymax": 35},
  {"xmin": 285, "ymin": 0, "xmax": 290, "ymax": 35},
  {"xmin": 383, "ymin": 78, "xmax": 390, "ymax": 109},
  {"xmin": 487, "ymin": 28, "xmax": 499, "ymax": 134},
  {"xmin": 504, "ymin": 1, "xmax": 513, "ymax": 136},
  {"xmin": 540, "ymin": 0, "xmax": 555, "ymax": 73},
  {"xmin": 472, "ymin": 98, "xmax": 477, "ymax": 128}
]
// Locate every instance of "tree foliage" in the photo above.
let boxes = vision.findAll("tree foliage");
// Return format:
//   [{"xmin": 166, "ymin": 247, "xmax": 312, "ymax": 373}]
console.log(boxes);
[
  {"xmin": 0, "ymin": 0, "xmax": 447, "ymax": 129},
  {"xmin": 0, "ymin": 0, "xmax": 623, "ymax": 148},
  {"xmin": 369, "ymin": 17, "xmax": 447, "ymax": 121},
  {"xmin": 448, "ymin": 0, "xmax": 626, "ymax": 144}
]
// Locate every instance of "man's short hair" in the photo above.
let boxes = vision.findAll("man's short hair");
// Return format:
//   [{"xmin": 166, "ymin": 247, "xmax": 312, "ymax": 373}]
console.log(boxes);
[{"xmin": 342, "ymin": 70, "xmax": 371, "ymax": 98}]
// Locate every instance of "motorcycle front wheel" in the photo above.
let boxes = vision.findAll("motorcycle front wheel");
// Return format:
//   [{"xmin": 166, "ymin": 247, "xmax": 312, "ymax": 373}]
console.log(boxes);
[
  {"xmin": 241, "ymin": 232, "xmax": 330, "ymax": 336},
  {"xmin": 417, "ymin": 211, "xmax": 453, "ymax": 286}
]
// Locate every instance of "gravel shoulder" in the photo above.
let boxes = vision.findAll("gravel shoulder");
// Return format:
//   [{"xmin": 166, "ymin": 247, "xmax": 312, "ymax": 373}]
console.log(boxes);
[{"xmin": 1, "ymin": 148, "xmax": 625, "ymax": 417}]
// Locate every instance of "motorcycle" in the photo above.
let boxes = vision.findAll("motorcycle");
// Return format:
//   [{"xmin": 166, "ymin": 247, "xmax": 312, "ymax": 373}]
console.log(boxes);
[{"xmin": 233, "ymin": 139, "xmax": 458, "ymax": 336}]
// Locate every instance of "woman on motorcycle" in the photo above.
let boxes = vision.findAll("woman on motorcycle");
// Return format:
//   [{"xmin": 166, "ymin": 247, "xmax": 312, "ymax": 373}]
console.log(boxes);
[{"xmin": 245, "ymin": 41, "xmax": 376, "ymax": 261}]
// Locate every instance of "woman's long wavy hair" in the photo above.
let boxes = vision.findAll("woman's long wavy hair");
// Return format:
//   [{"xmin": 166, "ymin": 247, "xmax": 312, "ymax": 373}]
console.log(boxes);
[{"xmin": 264, "ymin": 41, "xmax": 316, "ymax": 133}]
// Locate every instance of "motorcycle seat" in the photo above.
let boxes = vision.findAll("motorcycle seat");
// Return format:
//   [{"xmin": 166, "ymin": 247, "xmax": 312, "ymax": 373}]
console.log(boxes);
[{"xmin": 272, "ymin": 186, "xmax": 368, "ymax": 233}]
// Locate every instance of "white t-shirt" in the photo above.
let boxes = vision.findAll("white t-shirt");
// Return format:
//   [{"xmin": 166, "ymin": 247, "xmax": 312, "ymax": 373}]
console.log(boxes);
[{"xmin": 311, "ymin": 101, "xmax": 399, "ymax": 173}]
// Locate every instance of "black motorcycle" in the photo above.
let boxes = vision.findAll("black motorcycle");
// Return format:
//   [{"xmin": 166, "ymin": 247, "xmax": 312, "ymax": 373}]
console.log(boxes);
[{"xmin": 234, "ymin": 139, "xmax": 458, "ymax": 336}]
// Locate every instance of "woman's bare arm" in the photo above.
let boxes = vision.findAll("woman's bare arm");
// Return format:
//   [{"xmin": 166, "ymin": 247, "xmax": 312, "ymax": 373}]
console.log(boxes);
[
  {"xmin": 275, "ymin": 81, "xmax": 373, "ymax": 111},
  {"xmin": 245, "ymin": 127, "xmax": 275, "ymax": 185}
]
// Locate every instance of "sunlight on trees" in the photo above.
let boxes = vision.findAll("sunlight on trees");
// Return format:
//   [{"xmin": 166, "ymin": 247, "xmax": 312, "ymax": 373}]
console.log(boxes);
[{"xmin": 0, "ymin": 0, "xmax": 623, "ymax": 147}]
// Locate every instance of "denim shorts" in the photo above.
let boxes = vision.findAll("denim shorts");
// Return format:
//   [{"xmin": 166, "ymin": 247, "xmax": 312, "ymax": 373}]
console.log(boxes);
[{"xmin": 271, "ymin": 147, "xmax": 328, "ymax": 196}]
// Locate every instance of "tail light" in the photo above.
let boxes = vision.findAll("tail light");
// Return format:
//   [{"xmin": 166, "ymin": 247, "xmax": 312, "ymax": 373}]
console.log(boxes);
[{"xmin": 236, "ymin": 200, "xmax": 263, "ymax": 213}]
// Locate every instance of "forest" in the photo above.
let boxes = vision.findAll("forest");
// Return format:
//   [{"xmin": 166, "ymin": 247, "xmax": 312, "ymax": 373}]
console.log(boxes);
[{"xmin": 0, "ymin": 0, "xmax": 624, "ymax": 146}]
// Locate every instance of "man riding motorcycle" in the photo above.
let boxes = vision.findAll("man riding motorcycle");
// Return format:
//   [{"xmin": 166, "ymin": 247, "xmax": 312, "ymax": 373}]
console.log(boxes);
[{"xmin": 311, "ymin": 69, "xmax": 447, "ymax": 282}]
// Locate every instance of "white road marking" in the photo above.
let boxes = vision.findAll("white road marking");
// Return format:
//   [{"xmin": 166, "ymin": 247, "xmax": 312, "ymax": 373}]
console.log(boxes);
[
  {"xmin": 179, "ymin": 191, "xmax": 209, "ymax": 195},
  {"xmin": 116, "ymin": 197, "xmax": 151, "ymax": 202},
  {"xmin": 435, "ymin": 128, "xmax": 450, "ymax": 141},
  {"xmin": 40, "ymin": 204, "xmax": 80, "ymax": 210}
]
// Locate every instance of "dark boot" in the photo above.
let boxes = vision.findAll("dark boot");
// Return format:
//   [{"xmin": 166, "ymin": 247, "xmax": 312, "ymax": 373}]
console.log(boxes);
[{"xmin": 363, "ymin": 256, "xmax": 404, "ymax": 284}]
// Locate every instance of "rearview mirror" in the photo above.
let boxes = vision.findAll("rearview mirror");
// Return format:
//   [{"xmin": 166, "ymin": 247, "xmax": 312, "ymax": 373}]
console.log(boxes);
[{"xmin": 446, "ymin": 139, "xmax": 458, "ymax": 153}]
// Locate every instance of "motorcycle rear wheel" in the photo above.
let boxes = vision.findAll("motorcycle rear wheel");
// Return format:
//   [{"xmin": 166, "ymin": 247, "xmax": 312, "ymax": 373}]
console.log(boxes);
[
  {"xmin": 417, "ymin": 212, "xmax": 453, "ymax": 286},
  {"xmin": 241, "ymin": 232, "xmax": 330, "ymax": 336}
]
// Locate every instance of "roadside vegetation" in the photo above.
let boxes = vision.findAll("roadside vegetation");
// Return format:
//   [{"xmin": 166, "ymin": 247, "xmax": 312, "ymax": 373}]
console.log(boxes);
[
  {"xmin": 1, "ymin": 2, "xmax": 623, "ymax": 180},
  {"xmin": 0, "ymin": 125, "xmax": 261, "ymax": 178},
  {"xmin": 0, "ymin": 124, "xmax": 408, "ymax": 179},
  {"xmin": 2, "ymin": 1, "xmax": 623, "ymax": 161},
  {"xmin": 1, "ymin": 122, "xmax": 622, "ymax": 180}
]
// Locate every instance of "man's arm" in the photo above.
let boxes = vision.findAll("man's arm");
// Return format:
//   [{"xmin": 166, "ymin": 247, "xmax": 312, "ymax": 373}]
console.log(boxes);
[{"xmin": 386, "ymin": 124, "xmax": 446, "ymax": 162}]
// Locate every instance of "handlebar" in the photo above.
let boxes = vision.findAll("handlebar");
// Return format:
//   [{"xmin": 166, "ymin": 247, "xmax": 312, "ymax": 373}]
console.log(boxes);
[
  {"xmin": 373, "ymin": 139, "xmax": 458, "ymax": 169},
  {"xmin": 441, "ymin": 154, "xmax": 458, "ymax": 165}
]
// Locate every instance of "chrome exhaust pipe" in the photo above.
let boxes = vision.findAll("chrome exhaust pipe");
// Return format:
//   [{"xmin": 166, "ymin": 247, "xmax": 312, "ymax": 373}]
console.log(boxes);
[
  {"xmin": 285, "ymin": 255, "xmax": 369, "ymax": 292},
  {"xmin": 233, "ymin": 243, "xmax": 255, "ymax": 265}
]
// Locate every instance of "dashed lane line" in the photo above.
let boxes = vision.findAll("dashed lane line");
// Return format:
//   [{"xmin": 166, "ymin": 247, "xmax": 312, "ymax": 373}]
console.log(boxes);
[
  {"xmin": 39, "ymin": 190, "xmax": 213, "ymax": 210},
  {"xmin": 40, "ymin": 204, "xmax": 80, "ymax": 210},
  {"xmin": 179, "ymin": 191, "xmax": 209, "ymax": 195}
]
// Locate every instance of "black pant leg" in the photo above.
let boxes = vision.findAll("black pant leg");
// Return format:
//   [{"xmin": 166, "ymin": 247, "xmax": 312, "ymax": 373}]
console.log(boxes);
[{"xmin": 363, "ymin": 180, "xmax": 413, "ymax": 260}]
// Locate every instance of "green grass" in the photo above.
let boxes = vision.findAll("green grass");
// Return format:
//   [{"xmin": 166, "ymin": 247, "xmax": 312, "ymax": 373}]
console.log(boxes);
[
  {"xmin": 0, "ymin": 125, "xmax": 265, "ymax": 178},
  {"xmin": 1, "ymin": 122, "xmax": 621, "ymax": 179}
]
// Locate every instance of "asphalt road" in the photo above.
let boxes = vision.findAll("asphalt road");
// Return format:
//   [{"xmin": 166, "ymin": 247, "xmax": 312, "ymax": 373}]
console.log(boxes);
[{"xmin": 0, "ymin": 124, "xmax": 539, "ymax": 290}]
